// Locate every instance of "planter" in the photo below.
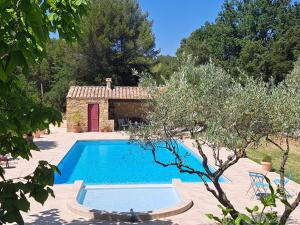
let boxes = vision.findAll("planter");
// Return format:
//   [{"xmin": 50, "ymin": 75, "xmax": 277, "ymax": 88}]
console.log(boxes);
[
  {"xmin": 73, "ymin": 125, "xmax": 82, "ymax": 133},
  {"xmin": 261, "ymin": 161, "xmax": 272, "ymax": 171},
  {"xmin": 101, "ymin": 127, "xmax": 112, "ymax": 132}
]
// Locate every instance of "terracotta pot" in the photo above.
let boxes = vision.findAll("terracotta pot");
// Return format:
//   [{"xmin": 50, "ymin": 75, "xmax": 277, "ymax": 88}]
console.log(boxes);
[
  {"xmin": 102, "ymin": 127, "xmax": 112, "ymax": 132},
  {"xmin": 261, "ymin": 161, "xmax": 272, "ymax": 171},
  {"xmin": 73, "ymin": 124, "xmax": 82, "ymax": 133}
]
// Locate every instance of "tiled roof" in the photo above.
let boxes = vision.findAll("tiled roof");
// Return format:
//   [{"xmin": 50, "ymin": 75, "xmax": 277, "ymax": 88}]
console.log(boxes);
[{"xmin": 67, "ymin": 86, "xmax": 150, "ymax": 100}]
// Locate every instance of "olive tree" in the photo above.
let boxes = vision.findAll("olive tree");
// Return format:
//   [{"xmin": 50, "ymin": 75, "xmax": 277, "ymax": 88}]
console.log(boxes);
[
  {"xmin": 267, "ymin": 58, "xmax": 300, "ymax": 224},
  {"xmin": 131, "ymin": 57, "xmax": 300, "ymax": 223}
]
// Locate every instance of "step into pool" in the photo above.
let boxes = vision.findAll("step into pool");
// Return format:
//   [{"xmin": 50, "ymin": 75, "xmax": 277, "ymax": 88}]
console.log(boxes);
[
  {"xmin": 54, "ymin": 140, "xmax": 227, "ymax": 184},
  {"xmin": 77, "ymin": 185, "xmax": 181, "ymax": 212}
]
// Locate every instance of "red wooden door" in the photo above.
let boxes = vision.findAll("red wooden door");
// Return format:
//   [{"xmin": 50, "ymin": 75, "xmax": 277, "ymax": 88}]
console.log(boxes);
[{"xmin": 88, "ymin": 104, "xmax": 99, "ymax": 132}]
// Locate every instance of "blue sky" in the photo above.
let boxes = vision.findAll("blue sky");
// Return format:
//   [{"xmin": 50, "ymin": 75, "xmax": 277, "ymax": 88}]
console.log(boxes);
[
  {"xmin": 50, "ymin": 0, "xmax": 225, "ymax": 56},
  {"xmin": 138, "ymin": 0, "xmax": 225, "ymax": 56}
]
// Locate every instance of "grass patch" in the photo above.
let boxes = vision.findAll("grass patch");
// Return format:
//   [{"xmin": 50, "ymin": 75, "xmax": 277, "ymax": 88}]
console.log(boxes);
[{"xmin": 247, "ymin": 139, "xmax": 300, "ymax": 184}]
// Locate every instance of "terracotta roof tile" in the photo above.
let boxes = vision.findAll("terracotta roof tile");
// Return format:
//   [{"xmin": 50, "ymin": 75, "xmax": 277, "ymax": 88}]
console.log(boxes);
[{"xmin": 67, "ymin": 86, "xmax": 150, "ymax": 100}]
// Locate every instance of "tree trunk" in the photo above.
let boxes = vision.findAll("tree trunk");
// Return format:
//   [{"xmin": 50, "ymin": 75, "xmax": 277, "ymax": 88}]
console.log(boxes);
[
  {"xmin": 279, "ymin": 192, "xmax": 300, "ymax": 224},
  {"xmin": 279, "ymin": 150, "xmax": 289, "ymax": 198},
  {"xmin": 213, "ymin": 179, "xmax": 240, "ymax": 219}
]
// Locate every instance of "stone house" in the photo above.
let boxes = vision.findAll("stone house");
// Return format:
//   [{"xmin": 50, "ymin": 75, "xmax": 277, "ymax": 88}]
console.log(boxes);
[{"xmin": 66, "ymin": 78, "xmax": 150, "ymax": 132}]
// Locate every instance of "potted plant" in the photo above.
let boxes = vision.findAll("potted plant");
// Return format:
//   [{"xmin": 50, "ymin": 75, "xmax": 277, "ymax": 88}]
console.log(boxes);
[
  {"xmin": 261, "ymin": 155, "xmax": 272, "ymax": 171},
  {"xmin": 101, "ymin": 126, "xmax": 112, "ymax": 132},
  {"xmin": 72, "ymin": 112, "xmax": 82, "ymax": 133}
]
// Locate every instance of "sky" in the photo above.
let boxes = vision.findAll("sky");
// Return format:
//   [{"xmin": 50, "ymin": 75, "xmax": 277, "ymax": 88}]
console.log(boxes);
[
  {"xmin": 50, "ymin": 0, "xmax": 225, "ymax": 56},
  {"xmin": 138, "ymin": 0, "xmax": 225, "ymax": 56}
]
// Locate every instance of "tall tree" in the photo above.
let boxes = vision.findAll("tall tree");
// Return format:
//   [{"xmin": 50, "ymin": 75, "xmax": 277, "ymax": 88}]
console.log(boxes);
[
  {"xmin": 132, "ymin": 57, "xmax": 300, "ymax": 224},
  {"xmin": 78, "ymin": 0, "xmax": 158, "ymax": 86},
  {"xmin": 150, "ymin": 55, "xmax": 178, "ymax": 83},
  {"xmin": 177, "ymin": 0, "xmax": 300, "ymax": 83},
  {"xmin": 24, "ymin": 39, "xmax": 80, "ymax": 111}
]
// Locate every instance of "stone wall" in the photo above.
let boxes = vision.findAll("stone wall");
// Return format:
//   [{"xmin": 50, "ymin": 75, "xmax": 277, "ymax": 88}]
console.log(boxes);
[
  {"xmin": 112, "ymin": 100, "xmax": 149, "ymax": 127},
  {"xmin": 66, "ymin": 98, "xmax": 113, "ymax": 132},
  {"xmin": 66, "ymin": 98, "xmax": 149, "ymax": 132}
]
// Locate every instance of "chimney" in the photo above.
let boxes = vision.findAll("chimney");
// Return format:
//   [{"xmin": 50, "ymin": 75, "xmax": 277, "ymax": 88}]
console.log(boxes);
[{"xmin": 106, "ymin": 78, "xmax": 112, "ymax": 89}]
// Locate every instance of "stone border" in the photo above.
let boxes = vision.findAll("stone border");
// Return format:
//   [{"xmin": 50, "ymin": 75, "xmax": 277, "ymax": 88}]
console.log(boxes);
[{"xmin": 67, "ymin": 180, "xmax": 193, "ymax": 222}]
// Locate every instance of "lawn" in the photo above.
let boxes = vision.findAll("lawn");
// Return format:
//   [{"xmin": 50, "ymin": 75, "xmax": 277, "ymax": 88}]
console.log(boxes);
[{"xmin": 247, "ymin": 139, "xmax": 300, "ymax": 184}]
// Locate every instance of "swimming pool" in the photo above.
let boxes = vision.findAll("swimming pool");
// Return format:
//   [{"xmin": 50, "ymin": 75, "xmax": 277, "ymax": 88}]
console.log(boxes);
[{"xmin": 54, "ymin": 140, "xmax": 226, "ymax": 184}]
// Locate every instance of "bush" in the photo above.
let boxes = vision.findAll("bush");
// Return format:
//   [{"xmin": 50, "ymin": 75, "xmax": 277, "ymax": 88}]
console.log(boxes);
[{"xmin": 262, "ymin": 155, "xmax": 272, "ymax": 163}]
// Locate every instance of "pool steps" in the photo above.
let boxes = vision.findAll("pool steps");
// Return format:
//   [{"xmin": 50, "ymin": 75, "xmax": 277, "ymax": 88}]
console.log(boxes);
[{"xmin": 67, "ymin": 180, "xmax": 193, "ymax": 222}]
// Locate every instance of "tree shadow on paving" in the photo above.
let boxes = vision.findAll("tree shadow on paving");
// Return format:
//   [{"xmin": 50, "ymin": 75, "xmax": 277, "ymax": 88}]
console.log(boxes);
[
  {"xmin": 34, "ymin": 140, "xmax": 57, "ymax": 150},
  {"xmin": 26, "ymin": 209, "xmax": 177, "ymax": 225},
  {"xmin": 286, "ymin": 216, "xmax": 300, "ymax": 225}
]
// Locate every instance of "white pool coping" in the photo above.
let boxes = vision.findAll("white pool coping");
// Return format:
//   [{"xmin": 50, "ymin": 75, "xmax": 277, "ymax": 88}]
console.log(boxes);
[
  {"xmin": 67, "ymin": 179, "xmax": 193, "ymax": 222},
  {"xmin": 86, "ymin": 184, "xmax": 174, "ymax": 189}
]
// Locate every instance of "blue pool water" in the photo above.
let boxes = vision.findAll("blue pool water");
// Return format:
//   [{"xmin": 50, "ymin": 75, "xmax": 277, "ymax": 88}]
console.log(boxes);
[
  {"xmin": 54, "ymin": 140, "xmax": 226, "ymax": 184},
  {"xmin": 77, "ymin": 185, "xmax": 180, "ymax": 212}
]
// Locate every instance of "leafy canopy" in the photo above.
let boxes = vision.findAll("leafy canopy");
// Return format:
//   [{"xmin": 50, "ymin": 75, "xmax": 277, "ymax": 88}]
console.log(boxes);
[
  {"xmin": 78, "ymin": 0, "xmax": 158, "ymax": 86},
  {"xmin": 177, "ymin": 0, "xmax": 300, "ymax": 83},
  {"xmin": 0, "ymin": 0, "xmax": 88, "ymax": 224},
  {"xmin": 133, "ymin": 57, "xmax": 300, "ymax": 223}
]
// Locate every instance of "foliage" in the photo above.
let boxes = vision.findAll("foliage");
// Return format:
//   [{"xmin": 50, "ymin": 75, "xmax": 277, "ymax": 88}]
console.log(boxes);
[
  {"xmin": 0, "ymin": 76, "xmax": 62, "ymax": 224},
  {"xmin": 247, "ymin": 141, "xmax": 300, "ymax": 184},
  {"xmin": 18, "ymin": 0, "xmax": 159, "ymax": 111},
  {"xmin": 0, "ymin": 0, "xmax": 88, "ymax": 81},
  {"xmin": 150, "ymin": 55, "xmax": 178, "ymax": 83},
  {"xmin": 286, "ymin": 57, "xmax": 300, "ymax": 89},
  {"xmin": 72, "ymin": 111, "xmax": 82, "ymax": 125},
  {"xmin": 261, "ymin": 156, "xmax": 272, "ymax": 163},
  {"xmin": 22, "ymin": 39, "xmax": 80, "ymax": 111},
  {"xmin": 207, "ymin": 177, "xmax": 287, "ymax": 225},
  {"xmin": 177, "ymin": 0, "xmax": 300, "ymax": 83},
  {"xmin": 131, "ymin": 57, "xmax": 300, "ymax": 223},
  {"xmin": 0, "ymin": 0, "xmax": 88, "ymax": 224},
  {"xmin": 78, "ymin": 0, "xmax": 158, "ymax": 86}
]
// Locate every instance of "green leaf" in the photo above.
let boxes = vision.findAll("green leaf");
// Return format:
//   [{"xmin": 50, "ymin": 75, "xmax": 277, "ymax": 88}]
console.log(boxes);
[
  {"xmin": 235, "ymin": 214, "xmax": 252, "ymax": 225},
  {"xmin": 16, "ymin": 193, "xmax": 30, "ymax": 211},
  {"xmin": 31, "ymin": 188, "xmax": 49, "ymax": 204},
  {"xmin": 4, "ymin": 210, "xmax": 24, "ymax": 225},
  {"xmin": 252, "ymin": 205, "xmax": 259, "ymax": 212},
  {"xmin": 245, "ymin": 207, "xmax": 253, "ymax": 213},
  {"xmin": 0, "ymin": 41, "xmax": 9, "ymax": 57},
  {"xmin": 0, "ymin": 63, "xmax": 7, "ymax": 81},
  {"xmin": 280, "ymin": 198, "xmax": 292, "ymax": 208},
  {"xmin": 5, "ymin": 51, "xmax": 28, "ymax": 75},
  {"xmin": 206, "ymin": 214, "xmax": 222, "ymax": 223}
]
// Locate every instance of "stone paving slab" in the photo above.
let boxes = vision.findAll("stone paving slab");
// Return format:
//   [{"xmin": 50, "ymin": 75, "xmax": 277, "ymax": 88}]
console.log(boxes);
[{"xmin": 4, "ymin": 123, "xmax": 300, "ymax": 225}]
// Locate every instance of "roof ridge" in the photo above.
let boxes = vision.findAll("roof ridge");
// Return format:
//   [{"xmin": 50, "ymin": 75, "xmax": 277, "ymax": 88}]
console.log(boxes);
[{"xmin": 67, "ymin": 85, "xmax": 149, "ymax": 99}]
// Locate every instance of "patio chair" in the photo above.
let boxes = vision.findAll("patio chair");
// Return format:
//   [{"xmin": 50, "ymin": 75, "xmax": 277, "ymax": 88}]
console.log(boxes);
[
  {"xmin": 0, "ymin": 154, "xmax": 18, "ymax": 168},
  {"xmin": 118, "ymin": 118, "xmax": 129, "ymax": 130},
  {"xmin": 247, "ymin": 172, "xmax": 269, "ymax": 199},
  {"xmin": 274, "ymin": 171, "xmax": 293, "ymax": 198},
  {"xmin": 0, "ymin": 155, "xmax": 9, "ymax": 168}
]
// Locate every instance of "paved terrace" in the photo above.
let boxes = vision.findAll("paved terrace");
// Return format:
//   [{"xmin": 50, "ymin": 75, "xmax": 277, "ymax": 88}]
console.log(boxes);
[{"xmin": 5, "ymin": 123, "xmax": 300, "ymax": 225}]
